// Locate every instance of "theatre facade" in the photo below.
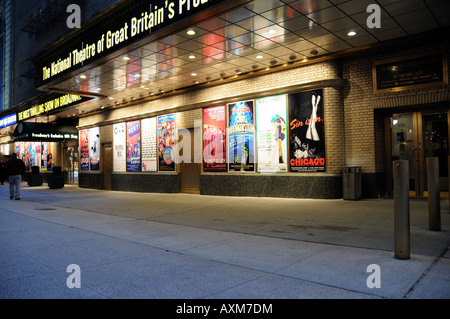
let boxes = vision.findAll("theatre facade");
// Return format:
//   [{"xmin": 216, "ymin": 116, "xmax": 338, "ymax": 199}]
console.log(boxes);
[{"xmin": 1, "ymin": 0, "xmax": 449, "ymax": 199}]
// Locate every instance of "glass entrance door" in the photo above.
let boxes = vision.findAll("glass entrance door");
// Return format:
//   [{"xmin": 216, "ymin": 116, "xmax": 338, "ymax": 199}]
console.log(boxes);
[
  {"xmin": 422, "ymin": 113, "xmax": 449, "ymax": 195},
  {"xmin": 65, "ymin": 147, "xmax": 79, "ymax": 184},
  {"xmin": 390, "ymin": 111, "xmax": 448, "ymax": 197}
]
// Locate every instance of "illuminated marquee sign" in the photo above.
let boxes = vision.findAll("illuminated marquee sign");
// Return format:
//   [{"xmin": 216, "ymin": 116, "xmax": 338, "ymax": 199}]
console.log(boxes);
[
  {"xmin": 38, "ymin": 0, "xmax": 226, "ymax": 84},
  {"xmin": 18, "ymin": 94, "xmax": 84, "ymax": 121},
  {"xmin": 31, "ymin": 133, "xmax": 78, "ymax": 140},
  {"xmin": 0, "ymin": 113, "xmax": 17, "ymax": 129}
]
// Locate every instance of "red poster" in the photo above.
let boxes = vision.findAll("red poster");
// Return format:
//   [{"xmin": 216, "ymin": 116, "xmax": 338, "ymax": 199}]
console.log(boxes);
[
  {"xmin": 203, "ymin": 106, "xmax": 226, "ymax": 172},
  {"xmin": 80, "ymin": 129, "xmax": 90, "ymax": 171}
]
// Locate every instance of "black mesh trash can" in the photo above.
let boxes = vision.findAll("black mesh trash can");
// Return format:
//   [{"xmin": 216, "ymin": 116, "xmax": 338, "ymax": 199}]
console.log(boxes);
[{"xmin": 342, "ymin": 166, "xmax": 362, "ymax": 200}]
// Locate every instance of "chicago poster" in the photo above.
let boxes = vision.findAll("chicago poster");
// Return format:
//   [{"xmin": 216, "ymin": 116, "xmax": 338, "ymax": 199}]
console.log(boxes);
[{"xmin": 288, "ymin": 90, "xmax": 325, "ymax": 172}]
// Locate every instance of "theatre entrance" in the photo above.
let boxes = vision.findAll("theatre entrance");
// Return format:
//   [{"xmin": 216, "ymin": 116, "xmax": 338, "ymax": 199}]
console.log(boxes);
[{"xmin": 387, "ymin": 108, "xmax": 449, "ymax": 198}]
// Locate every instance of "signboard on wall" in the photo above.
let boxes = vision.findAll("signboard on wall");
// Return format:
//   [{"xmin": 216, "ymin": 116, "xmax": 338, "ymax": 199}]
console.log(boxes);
[
  {"xmin": 127, "ymin": 121, "xmax": 141, "ymax": 172},
  {"xmin": 203, "ymin": 105, "xmax": 226, "ymax": 172},
  {"xmin": 373, "ymin": 52, "xmax": 448, "ymax": 94},
  {"xmin": 113, "ymin": 123, "xmax": 126, "ymax": 172},
  {"xmin": 255, "ymin": 95, "xmax": 288, "ymax": 173},
  {"xmin": 141, "ymin": 117, "xmax": 158, "ymax": 172},
  {"xmin": 289, "ymin": 90, "xmax": 325, "ymax": 172},
  {"xmin": 80, "ymin": 129, "xmax": 90, "ymax": 171},
  {"xmin": 157, "ymin": 114, "xmax": 176, "ymax": 172},
  {"xmin": 0, "ymin": 113, "xmax": 17, "ymax": 129},
  {"xmin": 227, "ymin": 100, "xmax": 255, "ymax": 172}
]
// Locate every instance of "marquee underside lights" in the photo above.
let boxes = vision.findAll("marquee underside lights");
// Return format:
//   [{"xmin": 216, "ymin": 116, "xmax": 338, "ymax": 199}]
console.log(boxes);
[{"xmin": 39, "ymin": 0, "xmax": 223, "ymax": 85}]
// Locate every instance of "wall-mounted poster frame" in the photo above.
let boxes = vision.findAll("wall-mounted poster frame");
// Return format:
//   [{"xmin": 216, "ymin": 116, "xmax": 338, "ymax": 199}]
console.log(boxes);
[
  {"xmin": 203, "ymin": 105, "xmax": 227, "ymax": 172},
  {"xmin": 113, "ymin": 122, "xmax": 126, "ymax": 172},
  {"xmin": 289, "ymin": 90, "xmax": 325, "ymax": 172},
  {"xmin": 89, "ymin": 127, "xmax": 100, "ymax": 171},
  {"xmin": 41, "ymin": 142, "xmax": 48, "ymax": 171},
  {"xmin": 372, "ymin": 51, "xmax": 448, "ymax": 94},
  {"xmin": 127, "ymin": 120, "xmax": 141, "ymax": 172},
  {"xmin": 157, "ymin": 114, "xmax": 176, "ymax": 172},
  {"xmin": 141, "ymin": 117, "xmax": 158, "ymax": 172},
  {"xmin": 227, "ymin": 100, "xmax": 255, "ymax": 172},
  {"xmin": 80, "ymin": 129, "xmax": 90, "ymax": 171},
  {"xmin": 255, "ymin": 94, "xmax": 288, "ymax": 173}
]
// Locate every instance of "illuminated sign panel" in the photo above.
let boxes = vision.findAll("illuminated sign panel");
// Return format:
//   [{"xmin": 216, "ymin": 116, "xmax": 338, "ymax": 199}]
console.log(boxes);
[
  {"xmin": 18, "ymin": 94, "xmax": 86, "ymax": 121},
  {"xmin": 13, "ymin": 122, "xmax": 78, "ymax": 142},
  {"xmin": 31, "ymin": 133, "xmax": 78, "ymax": 140},
  {"xmin": 38, "ymin": 0, "xmax": 226, "ymax": 85},
  {"xmin": 0, "ymin": 113, "xmax": 17, "ymax": 128}
]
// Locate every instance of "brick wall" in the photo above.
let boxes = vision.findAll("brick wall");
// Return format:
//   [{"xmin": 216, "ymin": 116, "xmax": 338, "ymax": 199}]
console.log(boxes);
[
  {"xmin": 342, "ymin": 40, "xmax": 450, "ymax": 176},
  {"xmin": 323, "ymin": 86, "xmax": 345, "ymax": 174}
]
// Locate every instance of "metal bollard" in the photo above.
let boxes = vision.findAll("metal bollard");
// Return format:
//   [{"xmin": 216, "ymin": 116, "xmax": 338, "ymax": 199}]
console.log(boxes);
[
  {"xmin": 427, "ymin": 157, "xmax": 441, "ymax": 231},
  {"xmin": 393, "ymin": 160, "xmax": 410, "ymax": 260}
]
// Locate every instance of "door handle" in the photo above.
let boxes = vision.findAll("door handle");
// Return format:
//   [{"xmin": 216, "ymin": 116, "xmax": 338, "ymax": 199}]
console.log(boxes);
[{"xmin": 419, "ymin": 148, "xmax": 425, "ymax": 162}]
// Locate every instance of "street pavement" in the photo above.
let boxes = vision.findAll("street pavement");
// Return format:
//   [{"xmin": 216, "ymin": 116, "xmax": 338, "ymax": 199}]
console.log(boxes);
[{"xmin": 0, "ymin": 183, "xmax": 449, "ymax": 301}]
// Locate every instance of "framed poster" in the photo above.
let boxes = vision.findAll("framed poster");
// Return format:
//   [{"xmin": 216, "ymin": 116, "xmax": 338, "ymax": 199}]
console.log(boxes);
[
  {"xmin": 22, "ymin": 142, "xmax": 32, "ymax": 170},
  {"xmin": 48, "ymin": 143, "xmax": 54, "ymax": 171},
  {"xmin": 227, "ymin": 100, "xmax": 255, "ymax": 172},
  {"xmin": 33, "ymin": 142, "xmax": 41, "ymax": 169},
  {"xmin": 113, "ymin": 123, "xmax": 126, "ymax": 172},
  {"xmin": 89, "ymin": 127, "xmax": 100, "ymax": 171},
  {"xmin": 141, "ymin": 117, "xmax": 158, "ymax": 172},
  {"xmin": 255, "ymin": 95, "xmax": 288, "ymax": 173},
  {"xmin": 157, "ymin": 114, "xmax": 176, "ymax": 171},
  {"xmin": 289, "ymin": 90, "xmax": 325, "ymax": 172},
  {"xmin": 203, "ymin": 105, "xmax": 227, "ymax": 172},
  {"xmin": 41, "ymin": 142, "xmax": 48, "ymax": 171},
  {"xmin": 80, "ymin": 129, "xmax": 90, "ymax": 171},
  {"xmin": 127, "ymin": 121, "xmax": 141, "ymax": 172}
]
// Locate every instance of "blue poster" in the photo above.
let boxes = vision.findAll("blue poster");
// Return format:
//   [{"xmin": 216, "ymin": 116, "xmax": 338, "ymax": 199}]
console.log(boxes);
[
  {"xmin": 227, "ymin": 100, "xmax": 255, "ymax": 172},
  {"xmin": 157, "ymin": 114, "xmax": 176, "ymax": 172},
  {"xmin": 127, "ymin": 121, "xmax": 141, "ymax": 172}
]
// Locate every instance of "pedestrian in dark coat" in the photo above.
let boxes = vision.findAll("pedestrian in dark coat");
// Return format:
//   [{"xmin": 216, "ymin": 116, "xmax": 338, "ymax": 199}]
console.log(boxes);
[{"xmin": 5, "ymin": 153, "xmax": 26, "ymax": 200}]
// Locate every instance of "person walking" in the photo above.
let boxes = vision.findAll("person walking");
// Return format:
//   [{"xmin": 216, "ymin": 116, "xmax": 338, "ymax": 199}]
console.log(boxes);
[{"xmin": 5, "ymin": 153, "xmax": 26, "ymax": 200}]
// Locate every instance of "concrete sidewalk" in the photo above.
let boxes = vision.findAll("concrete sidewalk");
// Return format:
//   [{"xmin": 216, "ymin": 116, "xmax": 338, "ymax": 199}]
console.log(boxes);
[{"xmin": 0, "ymin": 183, "xmax": 449, "ymax": 299}]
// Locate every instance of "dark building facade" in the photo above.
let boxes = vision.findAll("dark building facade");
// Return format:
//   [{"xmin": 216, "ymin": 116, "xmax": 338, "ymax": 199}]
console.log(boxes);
[{"xmin": 0, "ymin": 0, "xmax": 449, "ymax": 199}]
